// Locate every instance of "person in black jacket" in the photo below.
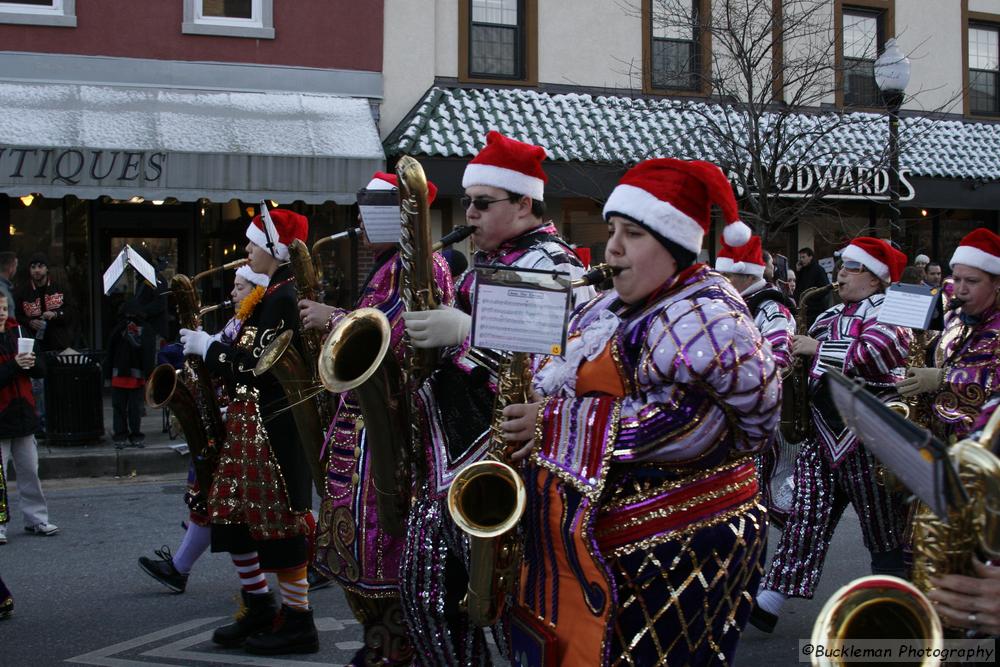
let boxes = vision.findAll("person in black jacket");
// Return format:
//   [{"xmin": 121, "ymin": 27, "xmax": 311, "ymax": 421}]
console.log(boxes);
[
  {"xmin": 793, "ymin": 247, "xmax": 832, "ymax": 327},
  {"xmin": 180, "ymin": 208, "xmax": 318, "ymax": 655},
  {"xmin": 0, "ymin": 293, "xmax": 57, "ymax": 543}
]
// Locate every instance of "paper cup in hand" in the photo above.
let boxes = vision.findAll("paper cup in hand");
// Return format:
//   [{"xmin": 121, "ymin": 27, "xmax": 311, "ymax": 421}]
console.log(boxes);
[{"xmin": 17, "ymin": 338, "xmax": 34, "ymax": 355}]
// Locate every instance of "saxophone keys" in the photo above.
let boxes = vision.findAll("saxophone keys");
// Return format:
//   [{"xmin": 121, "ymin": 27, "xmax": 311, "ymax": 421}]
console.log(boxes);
[
  {"xmin": 355, "ymin": 418, "xmax": 365, "ymax": 432},
  {"xmin": 352, "ymin": 472, "xmax": 360, "ymax": 485},
  {"xmin": 354, "ymin": 447, "xmax": 362, "ymax": 459}
]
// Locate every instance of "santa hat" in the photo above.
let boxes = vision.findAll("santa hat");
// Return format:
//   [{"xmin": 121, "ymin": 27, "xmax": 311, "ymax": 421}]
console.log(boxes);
[
  {"xmin": 235, "ymin": 264, "xmax": 270, "ymax": 288},
  {"xmin": 245, "ymin": 207, "xmax": 309, "ymax": 262},
  {"xmin": 715, "ymin": 236, "xmax": 765, "ymax": 277},
  {"xmin": 462, "ymin": 130, "xmax": 547, "ymax": 201},
  {"xmin": 950, "ymin": 228, "xmax": 1000, "ymax": 275},
  {"xmin": 841, "ymin": 236, "xmax": 907, "ymax": 283},
  {"xmin": 365, "ymin": 171, "xmax": 438, "ymax": 205},
  {"xmin": 603, "ymin": 158, "xmax": 751, "ymax": 253}
]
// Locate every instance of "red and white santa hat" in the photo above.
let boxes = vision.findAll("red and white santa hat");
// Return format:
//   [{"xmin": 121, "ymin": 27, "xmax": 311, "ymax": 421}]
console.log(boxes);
[
  {"xmin": 950, "ymin": 228, "xmax": 1000, "ymax": 275},
  {"xmin": 715, "ymin": 235, "xmax": 765, "ymax": 277},
  {"xmin": 462, "ymin": 130, "xmax": 547, "ymax": 201},
  {"xmin": 365, "ymin": 171, "xmax": 438, "ymax": 204},
  {"xmin": 235, "ymin": 264, "xmax": 270, "ymax": 288},
  {"xmin": 841, "ymin": 236, "xmax": 907, "ymax": 283},
  {"xmin": 603, "ymin": 158, "xmax": 751, "ymax": 253},
  {"xmin": 245, "ymin": 207, "xmax": 309, "ymax": 262}
]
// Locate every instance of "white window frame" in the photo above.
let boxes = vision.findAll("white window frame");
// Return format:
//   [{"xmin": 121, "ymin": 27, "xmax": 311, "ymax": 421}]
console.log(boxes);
[
  {"xmin": 0, "ymin": 0, "xmax": 76, "ymax": 27},
  {"xmin": 182, "ymin": 0, "xmax": 274, "ymax": 39}
]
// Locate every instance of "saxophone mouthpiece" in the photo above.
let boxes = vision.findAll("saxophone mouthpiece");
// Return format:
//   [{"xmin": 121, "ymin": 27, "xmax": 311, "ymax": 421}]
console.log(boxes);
[
  {"xmin": 571, "ymin": 263, "xmax": 622, "ymax": 288},
  {"xmin": 433, "ymin": 225, "xmax": 476, "ymax": 251},
  {"xmin": 328, "ymin": 227, "xmax": 361, "ymax": 242}
]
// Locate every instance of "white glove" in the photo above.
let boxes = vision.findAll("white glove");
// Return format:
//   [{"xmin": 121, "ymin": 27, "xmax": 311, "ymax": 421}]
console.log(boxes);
[
  {"xmin": 179, "ymin": 328, "xmax": 212, "ymax": 359},
  {"xmin": 403, "ymin": 305, "xmax": 471, "ymax": 349}
]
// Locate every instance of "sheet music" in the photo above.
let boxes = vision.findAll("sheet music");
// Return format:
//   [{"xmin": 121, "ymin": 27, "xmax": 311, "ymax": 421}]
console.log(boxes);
[
  {"xmin": 357, "ymin": 189, "xmax": 401, "ymax": 244},
  {"xmin": 827, "ymin": 370, "xmax": 953, "ymax": 518},
  {"xmin": 877, "ymin": 283, "xmax": 938, "ymax": 329},
  {"xmin": 102, "ymin": 248, "xmax": 127, "ymax": 295},
  {"xmin": 472, "ymin": 267, "xmax": 571, "ymax": 355},
  {"xmin": 125, "ymin": 245, "xmax": 158, "ymax": 287}
]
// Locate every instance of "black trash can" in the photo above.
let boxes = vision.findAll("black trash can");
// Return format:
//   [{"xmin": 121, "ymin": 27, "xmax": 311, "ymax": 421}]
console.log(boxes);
[{"xmin": 43, "ymin": 351, "xmax": 105, "ymax": 445}]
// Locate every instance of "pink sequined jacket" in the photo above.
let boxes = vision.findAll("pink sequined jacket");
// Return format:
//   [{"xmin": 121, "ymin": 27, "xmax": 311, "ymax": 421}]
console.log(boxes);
[
  {"xmin": 932, "ymin": 305, "xmax": 1000, "ymax": 441},
  {"xmin": 741, "ymin": 279, "xmax": 795, "ymax": 372},
  {"xmin": 806, "ymin": 294, "xmax": 911, "ymax": 465}
]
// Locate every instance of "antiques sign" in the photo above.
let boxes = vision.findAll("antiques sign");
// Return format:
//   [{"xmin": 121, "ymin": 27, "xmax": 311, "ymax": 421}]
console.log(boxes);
[
  {"xmin": 728, "ymin": 164, "xmax": 915, "ymax": 201},
  {"xmin": 0, "ymin": 146, "xmax": 166, "ymax": 186}
]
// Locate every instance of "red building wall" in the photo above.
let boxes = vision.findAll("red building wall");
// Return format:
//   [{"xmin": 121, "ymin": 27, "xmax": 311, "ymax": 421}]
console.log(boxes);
[{"xmin": 0, "ymin": 0, "xmax": 382, "ymax": 71}]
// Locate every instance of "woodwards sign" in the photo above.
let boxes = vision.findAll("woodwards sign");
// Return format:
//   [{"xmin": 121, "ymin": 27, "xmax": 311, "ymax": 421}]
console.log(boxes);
[{"xmin": 728, "ymin": 164, "xmax": 915, "ymax": 201}]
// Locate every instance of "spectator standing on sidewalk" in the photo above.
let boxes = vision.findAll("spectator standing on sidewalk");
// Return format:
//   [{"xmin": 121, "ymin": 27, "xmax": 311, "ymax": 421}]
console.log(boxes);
[
  {"xmin": 15, "ymin": 254, "xmax": 76, "ymax": 439},
  {"xmin": 0, "ymin": 439, "xmax": 11, "ymax": 616},
  {"xmin": 0, "ymin": 292, "xmax": 57, "ymax": 540},
  {"xmin": 105, "ymin": 304, "xmax": 149, "ymax": 448}
]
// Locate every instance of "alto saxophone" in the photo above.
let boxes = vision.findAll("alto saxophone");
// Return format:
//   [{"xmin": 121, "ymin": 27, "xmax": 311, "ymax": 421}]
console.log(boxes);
[
  {"xmin": 146, "ymin": 274, "xmax": 227, "ymax": 513},
  {"xmin": 447, "ymin": 264, "xmax": 618, "ymax": 627},
  {"xmin": 910, "ymin": 408, "xmax": 1000, "ymax": 626}
]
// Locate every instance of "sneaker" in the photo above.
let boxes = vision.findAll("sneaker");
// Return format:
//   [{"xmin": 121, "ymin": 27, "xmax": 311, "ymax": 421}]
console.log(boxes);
[
  {"xmin": 24, "ymin": 522, "xmax": 59, "ymax": 536},
  {"xmin": 748, "ymin": 604, "xmax": 778, "ymax": 633},
  {"xmin": 307, "ymin": 566, "xmax": 333, "ymax": 592},
  {"xmin": 138, "ymin": 546, "xmax": 188, "ymax": 593},
  {"xmin": 128, "ymin": 436, "xmax": 146, "ymax": 449},
  {"xmin": 114, "ymin": 439, "xmax": 127, "ymax": 450},
  {"xmin": 0, "ymin": 526, "xmax": 7, "ymax": 545}
]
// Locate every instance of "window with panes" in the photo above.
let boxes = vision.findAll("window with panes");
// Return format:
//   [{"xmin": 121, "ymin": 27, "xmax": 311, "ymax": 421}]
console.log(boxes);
[
  {"xmin": 842, "ymin": 8, "xmax": 883, "ymax": 107},
  {"xmin": 970, "ymin": 25, "xmax": 1000, "ymax": 115},
  {"xmin": 469, "ymin": 0, "xmax": 524, "ymax": 80},
  {"xmin": 650, "ymin": 0, "xmax": 701, "ymax": 91}
]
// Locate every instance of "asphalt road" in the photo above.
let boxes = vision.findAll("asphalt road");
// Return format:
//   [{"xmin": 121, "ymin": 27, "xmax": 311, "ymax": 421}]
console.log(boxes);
[{"xmin": 0, "ymin": 474, "xmax": 870, "ymax": 666}]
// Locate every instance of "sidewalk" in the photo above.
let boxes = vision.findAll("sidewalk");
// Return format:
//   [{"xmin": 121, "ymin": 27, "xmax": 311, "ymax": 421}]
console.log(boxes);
[{"xmin": 33, "ymin": 393, "xmax": 190, "ymax": 480}]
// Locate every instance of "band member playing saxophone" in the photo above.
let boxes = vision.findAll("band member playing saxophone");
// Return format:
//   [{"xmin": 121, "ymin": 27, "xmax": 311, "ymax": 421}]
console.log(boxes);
[
  {"xmin": 754, "ymin": 236, "xmax": 911, "ymax": 633},
  {"xmin": 501, "ymin": 158, "xmax": 780, "ymax": 665},
  {"xmin": 298, "ymin": 172, "xmax": 455, "ymax": 666},
  {"xmin": 180, "ymin": 208, "xmax": 320, "ymax": 655},
  {"xmin": 400, "ymin": 131, "xmax": 591, "ymax": 665},
  {"xmin": 897, "ymin": 228, "xmax": 1000, "ymax": 441}
]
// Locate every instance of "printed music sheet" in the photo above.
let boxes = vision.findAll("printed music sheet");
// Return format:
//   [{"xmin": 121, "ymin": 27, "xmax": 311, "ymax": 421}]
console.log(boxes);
[
  {"xmin": 472, "ymin": 266, "xmax": 571, "ymax": 355},
  {"xmin": 356, "ymin": 188, "xmax": 401, "ymax": 244},
  {"xmin": 877, "ymin": 283, "xmax": 939, "ymax": 329}
]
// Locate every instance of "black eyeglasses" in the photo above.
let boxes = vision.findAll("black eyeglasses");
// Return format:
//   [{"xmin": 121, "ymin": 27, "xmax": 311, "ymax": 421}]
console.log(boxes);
[{"xmin": 460, "ymin": 195, "xmax": 510, "ymax": 211}]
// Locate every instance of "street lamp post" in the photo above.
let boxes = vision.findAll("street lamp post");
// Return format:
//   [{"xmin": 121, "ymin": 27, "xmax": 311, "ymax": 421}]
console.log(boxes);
[{"xmin": 875, "ymin": 38, "xmax": 911, "ymax": 247}]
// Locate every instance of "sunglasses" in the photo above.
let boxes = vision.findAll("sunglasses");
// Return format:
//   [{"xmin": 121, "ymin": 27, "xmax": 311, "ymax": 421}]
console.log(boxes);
[
  {"xmin": 840, "ymin": 260, "xmax": 868, "ymax": 274},
  {"xmin": 460, "ymin": 195, "xmax": 510, "ymax": 211}
]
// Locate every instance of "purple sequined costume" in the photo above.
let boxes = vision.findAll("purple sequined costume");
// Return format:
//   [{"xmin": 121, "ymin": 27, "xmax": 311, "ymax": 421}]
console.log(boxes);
[
  {"xmin": 930, "ymin": 305, "xmax": 1000, "ymax": 442},
  {"xmin": 401, "ymin": 223, "xmax": 590, "ymax": 666},
  {"xmin": 313, "ymin": 249, "xmax": 453, "ymax": 665},
  {"xmin": 512, "ymin": 265, "xmax": 780, "ymax": 667},
  {"xmin": 763, "ymin": 294, "xmax": 912, "ymax": 599}
]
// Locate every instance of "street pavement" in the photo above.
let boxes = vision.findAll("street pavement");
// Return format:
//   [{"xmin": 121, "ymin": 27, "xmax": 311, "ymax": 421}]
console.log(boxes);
[{"xmin": 0, "ymin": 474, "xmax": 870, "ymax": 666}]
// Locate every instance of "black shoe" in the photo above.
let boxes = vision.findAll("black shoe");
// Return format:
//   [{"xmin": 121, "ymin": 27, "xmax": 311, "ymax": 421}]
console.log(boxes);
[
  {"xmin": 128, "ymin": 437, "xmax": 146, "ymax": 449},
  {"xmin": 307, "ymin": 566, "xmax": 333, "ymax": 592},
  {"xmin": 748, "ymin": 603, "xmax": 778, "ymax": 633},
  {"xmin": 212, "ymin": 590, "xmax": 279, "ymax": 648},
  {"xmin": 244, "ymin": 605, "xmax": 319, "ymax": 655},
  {"xmin": 114, "ymin": 439, "xmax": 127, "ymax": 450},
  {"xmin": 138, "ymin": 546, "xmax": 188, "ymax": 593}
]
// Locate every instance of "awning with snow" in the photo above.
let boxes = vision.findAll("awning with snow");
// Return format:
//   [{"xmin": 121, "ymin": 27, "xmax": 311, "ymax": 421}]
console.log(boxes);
[{"xmin": 0, "ymin": 82, "xmax": 385, "ymax": 204}]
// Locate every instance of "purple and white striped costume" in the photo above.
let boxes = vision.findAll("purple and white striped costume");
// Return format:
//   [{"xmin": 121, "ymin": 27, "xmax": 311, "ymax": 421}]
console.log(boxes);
[
  {"xmin": 763, "ymin": 293, "xmax": 912, "ymax": 599},
  {"xmin": 313, "ymin": 249, "xmax": 454, "ymax": 665},
  {"xmin": 512, "ymin": 265, "xmax": 780, "ymax": 666},
  {"xmin": 400, "ymin": 223, "xmax": 590, "ymax": 666}
]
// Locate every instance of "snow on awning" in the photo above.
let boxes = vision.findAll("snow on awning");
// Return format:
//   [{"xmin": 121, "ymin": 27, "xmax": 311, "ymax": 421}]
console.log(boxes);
[{"xmin": 0, "ymin": 82, "xmax": 385, "ymax": 204}]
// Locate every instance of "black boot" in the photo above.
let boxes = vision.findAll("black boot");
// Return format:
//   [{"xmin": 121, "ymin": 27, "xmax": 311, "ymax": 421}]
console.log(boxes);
[
  {"xmin": 244, "ymin": 605, "xmax": 320, "ymax": 655},
  {"xmin": 211, "ymin": 590, "xmax": 279, "ymax": 648}
]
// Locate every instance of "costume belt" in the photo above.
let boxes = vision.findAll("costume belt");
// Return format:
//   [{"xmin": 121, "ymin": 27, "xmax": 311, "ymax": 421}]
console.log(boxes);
[{"xmin": 594, "ymin": 459, "xmax": 759, "ymax": 555}]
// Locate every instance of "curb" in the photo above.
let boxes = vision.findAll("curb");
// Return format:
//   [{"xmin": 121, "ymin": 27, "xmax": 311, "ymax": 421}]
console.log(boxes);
[{"xmin": 25, "ymin": 443, "xmax": 190, "ymax": 481}]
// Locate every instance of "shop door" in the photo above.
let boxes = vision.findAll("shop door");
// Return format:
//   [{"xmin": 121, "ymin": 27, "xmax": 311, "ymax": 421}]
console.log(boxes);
[{"xmin": 93, "ymin": 205, "xmax": 196, "ymax": 353}]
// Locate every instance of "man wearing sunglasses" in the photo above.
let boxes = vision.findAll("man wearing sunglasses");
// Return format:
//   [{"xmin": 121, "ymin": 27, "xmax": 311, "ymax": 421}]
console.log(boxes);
[
  {"xmin": 752, "ymin": 236, "xmax": 911, "ymax": 633},
  {"xmin": 400, "ymin": 130, "xmax": 592, "ymax": 664}
]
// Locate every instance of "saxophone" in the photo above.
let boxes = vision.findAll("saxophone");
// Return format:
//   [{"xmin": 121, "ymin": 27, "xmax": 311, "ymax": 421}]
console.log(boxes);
[
  {"xmin": 146, "ymin": 274, "xmax": 227, "ymax": 513},
  {"xmin": 910, "ymin": 408, "xmax": 1000, "ymax": 623},
  {"xmin": 781, "ymin": 283, "xmax": 837, "ymax": 443},
  {"xmin": 253, "ymin": 241, "xmax": 332, "ymax": 496},
  {"xmin": 447, "ymin": 264, "xmax": 619, "ymax": 627}
]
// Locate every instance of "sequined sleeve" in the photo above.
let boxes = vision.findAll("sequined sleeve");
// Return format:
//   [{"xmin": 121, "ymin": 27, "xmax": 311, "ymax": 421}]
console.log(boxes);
[{"xmin": 756, "ymin": 300, "xmax": 795, "ymax": 372}]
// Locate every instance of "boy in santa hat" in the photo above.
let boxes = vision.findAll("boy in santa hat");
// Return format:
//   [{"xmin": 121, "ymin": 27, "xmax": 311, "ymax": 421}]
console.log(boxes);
[
  {"xmin": 754, "ymin": 236, "xmax": 912, "ymax": 632},
  {"xmin": 497, "ymin": 157, "xmax": 779, "ymax": 665},
  {"xmin": 180, "ymin": 207, "xmax": 320, "ymax": 655},
  {"xmin": 399, "ymin": 131, "xmax": 591, "ymax": 664}
]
